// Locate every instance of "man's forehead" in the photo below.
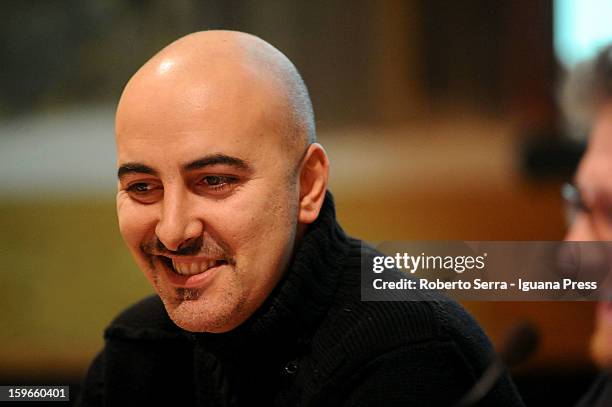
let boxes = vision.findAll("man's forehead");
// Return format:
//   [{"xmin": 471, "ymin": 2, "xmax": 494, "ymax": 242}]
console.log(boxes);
[
  {"xmin": 117, "ymin": 152, "xmax": 253, "ymax": 181},
  {"xmin": 115, "ymin": 127, "xmax": 272, "ymax": 166},
  {"xmin": 118, "ymin": 69, "xmax": 283, "ymax": 129},
  {"xmin": 117, "ymin": 59, "xmax": 292, "ymax": 150},
  {"xmin": 118, "ymin": 79, "xmax": 285, "ymax": 153}
]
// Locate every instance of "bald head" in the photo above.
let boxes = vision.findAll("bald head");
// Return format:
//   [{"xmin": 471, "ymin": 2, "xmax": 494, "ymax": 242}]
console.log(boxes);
[{"xmin": 116, "ymin": 30, "xmax": 315, "ymax": 164}]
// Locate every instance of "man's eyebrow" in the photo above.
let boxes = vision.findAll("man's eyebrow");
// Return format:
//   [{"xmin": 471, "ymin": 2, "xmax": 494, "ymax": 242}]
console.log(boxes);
[
  {"xmin": 183, "ymin": 154, "xmax": 251, "ymax": 172},
  {"xmin": 117, "ymin": 163, "xmax": 158, "ymax": 179}
]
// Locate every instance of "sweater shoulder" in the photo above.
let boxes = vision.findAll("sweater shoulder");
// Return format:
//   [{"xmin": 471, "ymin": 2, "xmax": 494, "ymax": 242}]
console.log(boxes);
[
  {"xmin": 326, "ymin": 292, "xmax": 490, "ymax": 354},
  {"xmin": 104, "ymin": 295, "xmax": 185, "ymax": 341},
  {"xmin": 320, "ymin": 237, "xmax": 495, "ymax": 366},
  {"xmin": 346, "ymin": 237, "xmax": 490, "ymax": 341}
]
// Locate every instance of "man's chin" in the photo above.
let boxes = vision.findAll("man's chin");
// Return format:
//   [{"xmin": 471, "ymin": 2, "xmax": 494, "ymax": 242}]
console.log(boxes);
[{"xmin": 159, "ymin": 291, "xmax": 246, "ymax": 333}]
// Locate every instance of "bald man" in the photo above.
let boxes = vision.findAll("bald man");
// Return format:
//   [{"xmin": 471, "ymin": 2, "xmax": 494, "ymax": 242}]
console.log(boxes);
[{"xmin": 77, "ymin": 31, "xmax": 524, "ymax": 406}]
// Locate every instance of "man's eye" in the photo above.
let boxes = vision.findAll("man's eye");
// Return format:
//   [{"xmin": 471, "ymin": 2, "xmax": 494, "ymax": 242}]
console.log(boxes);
[
  {"xmin": 124, "ymin": 182, "xmax": 163, "ymax": 204},
  {"xmin": 204, "ymin": 176, "xmax": 223, "ymax": 186},
  {"xmin": 126, "ymin": 183, "xmax": 153, "ymax": 193},
  {"xmin": 198, "ymin": 175, "xmax": 238, "ymax": 192}
]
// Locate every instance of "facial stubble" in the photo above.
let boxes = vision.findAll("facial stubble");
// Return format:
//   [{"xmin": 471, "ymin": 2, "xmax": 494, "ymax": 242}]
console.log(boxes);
[{"xmin": 150, "ymin": 258, "xmax": 248, "ymax": 332}]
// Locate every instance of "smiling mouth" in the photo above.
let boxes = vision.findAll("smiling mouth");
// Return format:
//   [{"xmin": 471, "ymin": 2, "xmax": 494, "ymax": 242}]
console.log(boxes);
[{"xmin": 158, "ymin": 256, "xmax": 229, "ymax": 276}]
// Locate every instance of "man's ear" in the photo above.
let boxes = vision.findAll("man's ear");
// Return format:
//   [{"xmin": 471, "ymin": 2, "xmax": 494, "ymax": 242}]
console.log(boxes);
[{"xmin": 298, "ymin": 143, "xmax": 329, "ymax": 224}]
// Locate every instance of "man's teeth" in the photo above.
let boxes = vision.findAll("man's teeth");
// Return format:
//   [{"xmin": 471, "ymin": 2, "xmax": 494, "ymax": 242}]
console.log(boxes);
[{"xmin": 171, "ymin": 259, "xmax": 220, "ymax": 275}]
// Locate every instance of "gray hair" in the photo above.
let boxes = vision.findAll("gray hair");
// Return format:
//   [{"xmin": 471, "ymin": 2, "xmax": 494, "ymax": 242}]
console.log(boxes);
[
  {"xmin": 561, "ymin": 45, "xmax": 612, "ymax": 139},
  {"xmin": 288, "ymin": 71, "xmax": 316, "ymax": 146}
]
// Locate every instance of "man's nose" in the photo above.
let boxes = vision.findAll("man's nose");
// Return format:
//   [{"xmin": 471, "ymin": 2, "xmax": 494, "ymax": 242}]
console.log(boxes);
[
  {"xmin": 155, "ymin": 190, "xmax": 203, "ymax": 252},
  {"xmin": 564, "ymin": 214, "xmax": 597, "ymax": 242}
]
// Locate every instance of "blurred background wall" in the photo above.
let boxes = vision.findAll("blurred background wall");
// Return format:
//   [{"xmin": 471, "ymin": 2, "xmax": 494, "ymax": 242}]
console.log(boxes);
[{"xmin": 0, "ymin": 0, "xmax": 604, "ymax": 405}]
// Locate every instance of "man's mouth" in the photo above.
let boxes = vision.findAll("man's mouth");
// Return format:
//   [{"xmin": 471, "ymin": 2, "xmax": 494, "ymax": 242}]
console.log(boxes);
[
  {"xmin": 158, "ymin": 256, "xmax": 228, "ymax": 276},
  {"xmin": 153, "ymin": 255, "xmax": 230, "ymax": 289}
]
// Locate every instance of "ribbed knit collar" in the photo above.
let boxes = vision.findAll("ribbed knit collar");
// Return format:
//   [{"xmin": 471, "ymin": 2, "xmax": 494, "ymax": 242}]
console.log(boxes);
[{"xmin": 192, "ymin": 191, "xmax": 350, "ymax": 352}]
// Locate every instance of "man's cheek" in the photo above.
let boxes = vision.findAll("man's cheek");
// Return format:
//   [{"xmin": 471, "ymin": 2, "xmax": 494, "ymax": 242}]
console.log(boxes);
[{"xmin": 117, "ymin": 208, "xmax": 148, "ymax": 249}]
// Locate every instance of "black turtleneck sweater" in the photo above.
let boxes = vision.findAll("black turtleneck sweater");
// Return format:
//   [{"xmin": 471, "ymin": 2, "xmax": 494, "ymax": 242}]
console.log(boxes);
[{"xmin": 77, "ymin": 192, "xmax": 525, "ymax": 406}]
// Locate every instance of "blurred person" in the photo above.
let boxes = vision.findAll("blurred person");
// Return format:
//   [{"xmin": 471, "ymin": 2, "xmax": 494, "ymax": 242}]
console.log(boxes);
[
  {"xmin": 563, "ymin": 44, "xmax": 612, "ymax": 406},
  {"xmin": 77, "ymin": 30, "xmax": 524, "ymax": 406}
]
